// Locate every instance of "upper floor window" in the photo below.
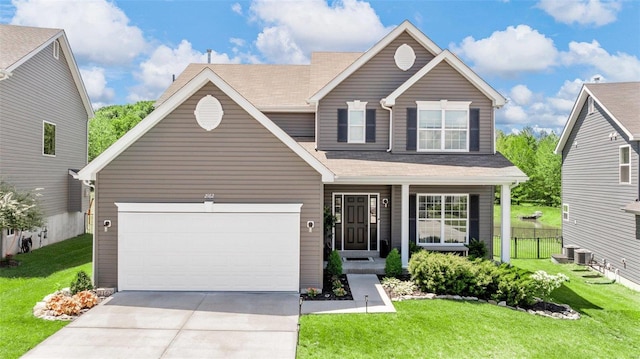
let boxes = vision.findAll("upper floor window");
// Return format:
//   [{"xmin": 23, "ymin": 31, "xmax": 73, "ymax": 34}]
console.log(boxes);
[
  {"xmin": 53, "ymin": 40, "xmax": 60, "ymax": 60},
  {"xmin": 347, "ymin": 101, "xmax": 367, "ymax": 143},
  {"xmin": 43, "ymin": 121, "xmax": 56, "ymax": 156},
  {"xmin": 416, "ymin": 100, "xmax": 471, "ymax": 151},
  {"xmin": 620, "ymin": 145, "xmax": 631, "ymax": 184}
]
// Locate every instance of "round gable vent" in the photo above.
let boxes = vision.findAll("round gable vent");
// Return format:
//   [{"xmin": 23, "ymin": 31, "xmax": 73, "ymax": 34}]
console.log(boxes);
[
  {"xmin": 194, "ymin": 95, "xmax": 224, "ymax": 131},
  {"xmin": 394, "ymin": 44, "xmax": 416, "ymax": 71}
]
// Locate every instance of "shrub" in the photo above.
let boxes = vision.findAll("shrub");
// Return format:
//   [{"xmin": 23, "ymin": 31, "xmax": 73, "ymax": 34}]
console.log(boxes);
[
  {"xmin": 326, "ymin": 250, "xmax": 343, "ymax": 277},
  {"xmin": 333, "ymin": 287, "xmax": 347, "ymax": 297},
  {"xmin": 306, "ymin": 288, "xmax": 320, "ymax": 298},
  {"xmin": 409, "ymin": 241, "xmax": 423, "ymax": 257},
  {"xmin": 331, "ymin": 278, "xmax": 343, "ymax": 290},
  {"xmin": 408, "ymin": 251, "xmax": 475, "ymax": 295},
  {"xmin": 384, "ymin": 248, "xmax": 403, "ymax": 277},
  {"xmin": 73, "ymin": 290, "xmax": 99, "ymax": 309},
  {"xmin": 70, "ymin": 270, "xmax": 93, "ymax": 295},
  {"xmin": 381, "ymin": 277, "xmax": 417, "ymax": 296},
  {"xmin": 492, "ymin": 266, "xmax": 538, "ymax": 307},
  {"xmin": 531, "ymin": 270, "xmax": 569, "ymax": 302},
  {"xmin": 466, "ymin": 239, "xmax": 488, "ymax": 260}
]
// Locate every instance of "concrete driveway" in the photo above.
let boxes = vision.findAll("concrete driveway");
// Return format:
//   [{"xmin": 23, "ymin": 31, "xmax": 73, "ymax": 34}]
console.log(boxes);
[{"xmin": 23, "ymin": 292, "xmax": 299, "ymax": 359}]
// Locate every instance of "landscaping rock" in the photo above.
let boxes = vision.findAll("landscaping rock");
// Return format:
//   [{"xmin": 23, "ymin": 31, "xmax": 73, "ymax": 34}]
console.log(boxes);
[{"xmin": 498, "ymin": 301, "xmax": 507, "ymax": 307}]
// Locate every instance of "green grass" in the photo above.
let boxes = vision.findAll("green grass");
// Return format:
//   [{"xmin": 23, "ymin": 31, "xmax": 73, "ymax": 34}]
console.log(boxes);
[
  {"xmin": 297, "ymin": 259, "xmax": 640, "ymax": 359},
  {"xmin": 494, "ymin": 204, "xmax": 562, "ymax": 229},
  {"xmin": 0, "ymin": 234, "xmax": 93, "ymax": 359}
]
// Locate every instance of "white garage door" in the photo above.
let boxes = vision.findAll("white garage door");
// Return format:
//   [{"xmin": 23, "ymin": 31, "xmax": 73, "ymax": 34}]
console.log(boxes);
[{"xmin": 116, "ymin": 202, "xmax": 301, "ymax": 292}]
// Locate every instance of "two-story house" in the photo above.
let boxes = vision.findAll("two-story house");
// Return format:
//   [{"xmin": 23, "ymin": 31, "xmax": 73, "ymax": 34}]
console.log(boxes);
[
  {"xmin": 78, "ymin": 21, "xmax": 526, "ymax": 292},
  {"xmin": 0, "ymin": 24, "xmax": 93, "ymax": 257},
  {"xmin": 556, "ymin": 82, "xmax": 640, "ymax": 289}
]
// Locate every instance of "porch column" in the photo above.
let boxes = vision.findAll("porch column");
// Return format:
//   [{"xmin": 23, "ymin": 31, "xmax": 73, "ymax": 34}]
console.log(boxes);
[
  {"xmin": 401, "ymin": 184, "xmax": 409, "ymax": 267},
  {"xmin": 500, "ymin": 184, "xmax": 511, "ymax": 263}
]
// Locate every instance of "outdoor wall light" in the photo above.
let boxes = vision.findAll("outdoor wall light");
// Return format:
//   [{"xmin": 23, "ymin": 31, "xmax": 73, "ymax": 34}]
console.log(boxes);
[
  {"xmin": 103, "ymin": 220, "xmax": 112, "ymax": 232},
  {"xmin": 307, "ymin": 221, "xmax": 314, "ymax": 233},
  {"xmin": 382, "ymin": 198, "xmax": 389, "ymax": 208}
]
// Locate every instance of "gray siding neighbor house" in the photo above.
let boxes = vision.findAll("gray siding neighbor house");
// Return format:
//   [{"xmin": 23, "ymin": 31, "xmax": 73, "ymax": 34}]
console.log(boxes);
[
  {"xmin": 0, "ymin": 24, "xmax": 93, "ymax": 257},
  {"xmin": 78, "ymin": 21, "xmax": 526, "ymax": 292},
  {"xmin": 556, "ymin": 82, "xmax": 640, "ymax": 289}
]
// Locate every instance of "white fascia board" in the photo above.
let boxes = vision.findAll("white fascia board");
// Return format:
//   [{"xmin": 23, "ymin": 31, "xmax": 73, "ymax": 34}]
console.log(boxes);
[
  {"xmin": 383, "ymin": 50, "xmax": 506, "ymax": 108},
  {"xmin": 259, "ymin": 105, "xmax": 315, "ymax": 113},
  {"xmin": 78, "ymin": 68, "xmax": 335, "ymax": 182},
  {"xmin": 555, "ymin": 86, "xmax": 634, "ymax": 154},
  {"xmin": 308, "ymin": 20, "xmax": 442, "ymax": 103},
  {"xmin": 115, "ymin": 202, "xmax": 303, "ymax": 214},
  {"xmin": 6, "ymin": 31, "xmax": 93, "ymax": 118},
  {"xmin": 331, "ymin": 175, "xmax": 528, "ymax": 186}
]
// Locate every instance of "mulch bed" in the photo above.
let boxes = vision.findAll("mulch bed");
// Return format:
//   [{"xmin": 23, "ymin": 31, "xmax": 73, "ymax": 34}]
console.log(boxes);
[
  {"xmin": 0, "ymin": 258, "xmax": 20, "ymax": 268},
  {"xmin": 300, "ymin": 273, "xmax": 353, "ymax": 301}
]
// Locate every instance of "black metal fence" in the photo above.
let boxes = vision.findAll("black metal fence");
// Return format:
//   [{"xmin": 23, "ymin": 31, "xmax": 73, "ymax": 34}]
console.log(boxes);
[{"xmin": 493, "ymin": 235, "xmax": 563, "ymax": 259}]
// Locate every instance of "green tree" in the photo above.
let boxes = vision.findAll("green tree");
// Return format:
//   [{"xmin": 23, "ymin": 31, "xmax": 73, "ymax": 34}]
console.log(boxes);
[{"xmin": 88, "ymin": 101, "xmax": 155, "ymax": 161}]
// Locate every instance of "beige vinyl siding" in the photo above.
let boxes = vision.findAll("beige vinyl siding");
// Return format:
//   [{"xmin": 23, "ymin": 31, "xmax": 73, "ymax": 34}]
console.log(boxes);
[
  {"xmin": 317, "ymin": 31, "xmax": 435, "ymax": 150},
  {"xmin": 324, "ymin": 185, "xmax": 392, "ymax": 249},
  {"xmin": 94, "ymin": 83, "xmax": 323, "ymax": 289},
  {"xmin": 265, "ymin": 112, "xmax": 315, "ymax": 138},
  {"xmin": 0, "ymin": 41, "xmax": 88, "ymax": 216},
  {"xmin": 393, "ymin": 61, "xmax": 494, "ymax": 153},
  {"xmin": 562, "ymin": 101, "xmax": 640, "ymax": 284},
  {"xmin": 391, "ymin": 185, "xmax": 494, "ymax": 253}
]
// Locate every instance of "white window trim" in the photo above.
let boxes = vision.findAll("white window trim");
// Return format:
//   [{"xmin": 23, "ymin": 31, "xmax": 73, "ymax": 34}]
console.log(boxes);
[
  {"xmin": 417, "ymin": 193, "xmax": 469, "ymax": 246},
  {"xmin": 562, "ymin": 204, "xmax": 569, "ymax": 222},
  {"xmin": 416, "ymin": 100, "xmax": 471, "ymax": 152},
  {"xmin": 43, "ymin": 120, "xmax": 56, "ymax": 157},
  {"xmin": 619, "ymin": 145, "xmax": 631, "ymax": 184},
  {"xmin": 53, "ymin": 40, "xmax": 60, "ymax": 60},
  {"xmin": 347, "ymin": 101, "xmax": 367, "ymax": 144},
  {"xmin": 332, "ymin": 192, "xmax": 380, "ymax": 251}
]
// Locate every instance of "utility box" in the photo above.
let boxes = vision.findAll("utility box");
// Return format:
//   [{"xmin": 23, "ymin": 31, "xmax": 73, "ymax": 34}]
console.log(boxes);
[
  {"xmin": 574, "ymin": 248, "xmax": 592, "ymax": 265},
  {"xmin": 563, "ymin": 244, "xmax": 581, "ymax": 261}
]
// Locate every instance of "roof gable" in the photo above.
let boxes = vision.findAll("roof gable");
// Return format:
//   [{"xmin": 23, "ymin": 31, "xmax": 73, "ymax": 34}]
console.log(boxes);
[
  {"xmin": 555, "ymin": 82, "xmax": 640, "ymax": 154},
  {"xmin": 308, "ymin": 20, "xmax": 442, "ymax": 103},
  {"xmin": 78, "ymin": 67, "xmax": 334, "ymax": 182},
  {"xmin": 382, "ymin": 50, "xmax": 506, "ymax": 107},
  {"xmin": 0, "ymin": 24, "xmax": 93, "ymax": 117}
]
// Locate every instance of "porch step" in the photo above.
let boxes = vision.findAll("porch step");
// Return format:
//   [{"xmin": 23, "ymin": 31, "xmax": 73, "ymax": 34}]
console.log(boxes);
[
  {"xmin": 337, "ymin": 250, "xmax": 374, "ymax": 258},
  {"xmin": 342, "ymin": 256, "xmax": 386, "ymax": 275}
]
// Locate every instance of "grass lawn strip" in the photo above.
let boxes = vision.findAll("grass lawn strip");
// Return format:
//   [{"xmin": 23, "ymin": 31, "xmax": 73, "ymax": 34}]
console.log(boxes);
[
  {"xmin": 297, "ymin": 259, "xmax": 640, "ymax": 359},
  {"xmin": 0, "ymin": 234, "xmax": 92, "ymax": 359},
  {"xmin": 494, "ymin": 204, "xmax": 562, "ymax": 229}
]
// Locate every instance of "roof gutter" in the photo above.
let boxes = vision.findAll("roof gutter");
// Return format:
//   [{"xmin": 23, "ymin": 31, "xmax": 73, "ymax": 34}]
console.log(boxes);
[
  {"xmin": 0, "ymin": 69, "xmax": 12, "ymax": 81},
  {"xmin": 380, "ymin": 98, "xmax": 393, "ymax": 152}
]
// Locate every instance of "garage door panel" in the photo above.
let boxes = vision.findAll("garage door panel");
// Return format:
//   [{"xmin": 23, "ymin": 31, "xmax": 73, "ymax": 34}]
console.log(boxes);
[{"xmin": 117, "ymin": 203, "xmax": 301, "ymax": 292}]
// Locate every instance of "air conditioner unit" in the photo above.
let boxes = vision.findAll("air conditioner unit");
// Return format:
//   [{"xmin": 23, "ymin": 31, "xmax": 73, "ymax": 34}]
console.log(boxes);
[
  {"xmin": 574, "ymin": 249, "xmax": 592, "ymax": 265},
  {"xmin": 563, "ymin": 245, "xmax": 581, "ymax": 261}
]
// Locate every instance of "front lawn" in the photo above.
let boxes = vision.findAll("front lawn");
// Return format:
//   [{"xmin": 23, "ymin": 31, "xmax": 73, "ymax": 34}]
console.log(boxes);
[
  {"xmin": 0, "ymin": 234, "xmax": 93, "ymax": 359},
  {"xmin": 297, "ymin": 259, "xmax": 640, "ymax": 358}
]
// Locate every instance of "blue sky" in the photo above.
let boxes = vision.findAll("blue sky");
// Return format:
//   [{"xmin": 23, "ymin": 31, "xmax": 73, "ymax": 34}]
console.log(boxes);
[{"xmin": 2, "ymin": 0, "xmax": 639, "ymax": 134}]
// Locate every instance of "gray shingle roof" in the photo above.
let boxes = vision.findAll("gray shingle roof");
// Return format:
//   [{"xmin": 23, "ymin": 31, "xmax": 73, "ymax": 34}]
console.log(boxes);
[
  {"xmin": 0, "ymin": 24, "xmax": 61, "ymax": 70},
  {"xmin": 155, "ymin": 52, "xmax": 362, "ymax": 109},
  {"xmin": 296, "ymin": 140, "xmax": 527, "ymax": 183},
  {"xmin": 586, "ymin": 82, "xmax": 640, "ymax": 137}
]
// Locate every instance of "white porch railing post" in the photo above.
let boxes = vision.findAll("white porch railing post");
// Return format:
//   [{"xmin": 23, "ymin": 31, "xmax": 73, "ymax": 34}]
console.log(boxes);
[
  {"xmin": 501, "ymin": 184, "xmax": 511, "ymax": 263},
  {"xmin": 401, "ymin": 184, "xmax": 409, "ymax": 267}
]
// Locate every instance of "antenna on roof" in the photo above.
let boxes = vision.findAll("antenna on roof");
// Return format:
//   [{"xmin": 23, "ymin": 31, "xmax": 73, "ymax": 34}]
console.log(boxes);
[{"xmin": 207, "ymin": 49, "xmax": 212, "ymax": 64}]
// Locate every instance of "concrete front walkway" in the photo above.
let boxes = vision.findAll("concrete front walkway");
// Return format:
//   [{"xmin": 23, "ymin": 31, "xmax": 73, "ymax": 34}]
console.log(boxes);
[
  {"xmin": 23, "ymin": 292, "xmax": 299, "ymax": 359},
  {"xmin": 301, "ymin": 274, "xmax": 396, "ymax": 314}
]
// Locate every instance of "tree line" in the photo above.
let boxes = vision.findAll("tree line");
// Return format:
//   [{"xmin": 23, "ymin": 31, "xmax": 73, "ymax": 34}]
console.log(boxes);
[{"xmin": 496, "ymin": 127, "xmax": 561, "ymax": 207}]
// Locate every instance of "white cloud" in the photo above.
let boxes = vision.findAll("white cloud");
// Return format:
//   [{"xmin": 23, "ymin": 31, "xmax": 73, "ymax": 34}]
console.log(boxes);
[
  {"xmin": 501, "ymin": 102, "xmax": 528, "ymax": 124},
  {"xmin": 80, "ymin": 66, "xmax": 115, "ymax": 106},
  {"xmin": 537, "ymin": 0, "xmax": 622, "ymax": 27},
  {"xmin": 561, "ymin": 40, "xmax": 640, "ymax": 81},
  {"xmin": 10, "ymin": 0, "xmax": 147, "ymax": 66},
  {"xmin": 250, "ymin": 0, "xmax": 393, "ymax": 64},
  {"xmin": 128, "ymin": 40, "xmax": 240, "ymax": 102},
  {"xmin": 451, "ymin": 25, "xmax": 558, "ymax": 77},
  {"xmin": 231, "ymin": 3, "xmax": 243, "ymax": 15},
  {"xmin": 230, "ymin": 38, "xmax": 246, "ymax": 47},
  {"xmin": 509, "ymin": 85, "xmax": 534, "ymax": 106}
]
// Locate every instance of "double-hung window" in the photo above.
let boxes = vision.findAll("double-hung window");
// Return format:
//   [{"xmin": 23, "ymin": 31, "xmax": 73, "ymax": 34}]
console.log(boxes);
[
  {"xmin": 347, "ymin": 101, "xmax": 367, "ymax": 143},
  {"xmin": 417, "ymin": 194, "xmax": 468, "ymax": 245},
  {"xmin": 620, "ymin": 145, "xmax": 631, "ymax": 184},
  {"xmin": 417, "ymin": 100, "xmax": 470, "ymax": 151},
  {"xmin": 562, "ymin": 204, "xmax": 569, "ymax": 221}
]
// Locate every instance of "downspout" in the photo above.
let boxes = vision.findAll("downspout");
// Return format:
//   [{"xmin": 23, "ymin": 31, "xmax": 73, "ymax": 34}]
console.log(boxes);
[{"xmin": 380, "ymin": 99, "xmax": 393, "ymax": 152}]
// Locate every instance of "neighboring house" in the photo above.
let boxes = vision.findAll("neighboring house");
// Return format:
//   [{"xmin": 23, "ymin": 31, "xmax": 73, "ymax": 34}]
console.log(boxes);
[
  {"xmin": 78, "ymin": 21, "xmax": 526, "ymax": 292},
  {"xmin": 0, "ymin": 25, "xmax": 93, "ymax": 257},
  {"xmin": 556, "ymin": 82, "xmax": 640, "ymax": 289}
]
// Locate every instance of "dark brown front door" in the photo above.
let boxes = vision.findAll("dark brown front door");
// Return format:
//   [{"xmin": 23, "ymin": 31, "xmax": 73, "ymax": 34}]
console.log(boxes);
[{"xmin": 344, "ymin": 195, "xmax": 368, "ymax": 250}]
